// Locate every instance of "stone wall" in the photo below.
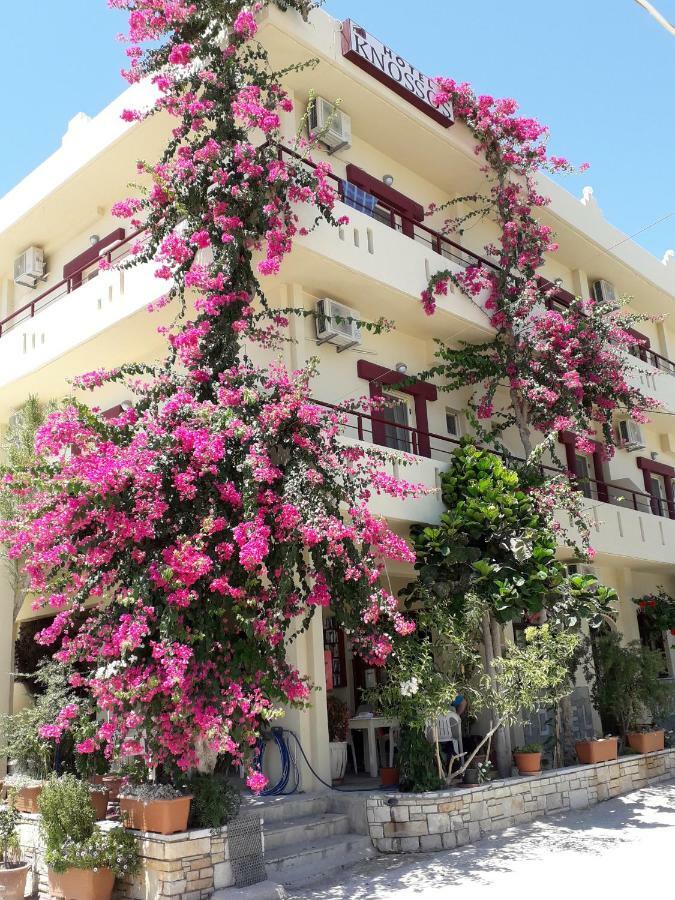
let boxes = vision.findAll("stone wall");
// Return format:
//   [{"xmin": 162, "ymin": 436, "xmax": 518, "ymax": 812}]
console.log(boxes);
[
  {"xmin": 367, "ymin": 748, "xmax": 675, "ymax": 853},
  {"xmin": 16, "ymin": 814, "xmax": 264, "ymax": 899}
]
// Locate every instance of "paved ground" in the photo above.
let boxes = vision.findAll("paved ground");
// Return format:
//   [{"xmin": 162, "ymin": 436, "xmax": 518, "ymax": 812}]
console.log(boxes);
[{"xmin": 287, "ymin": 781, "xmax": 675, "ymax": 898}]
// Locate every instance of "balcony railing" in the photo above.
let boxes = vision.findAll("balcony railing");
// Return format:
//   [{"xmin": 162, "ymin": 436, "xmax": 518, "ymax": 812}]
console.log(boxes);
[
  {"xmin": 276, "ymin": 144, "xmax": 500, "ymax": 274},
  {"xmin": 314, "ymin": 399, "xmax": 672, "ymax": 519},
  {"xmin": 0, "ymin": 230, "xmax": 143, "ymax": 338}
]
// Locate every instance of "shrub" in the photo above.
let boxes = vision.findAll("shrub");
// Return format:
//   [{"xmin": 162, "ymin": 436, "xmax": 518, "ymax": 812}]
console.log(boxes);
[
  {"xmin": 184, "ymin": 773, "xmax": 241, "ymax": 829},
  {"xmin": 0, "ymin": 797, "xmax": 22, "ymax": 868},
  {"xmin": 38, "ymin": 775, "xmax": 138, "ymax": 877},
  {"xmin": 397, "ymin": 726, "xmax": 443, "ymax": 793}
]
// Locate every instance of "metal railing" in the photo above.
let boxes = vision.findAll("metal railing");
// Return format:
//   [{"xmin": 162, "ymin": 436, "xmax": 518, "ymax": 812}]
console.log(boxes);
[
  {"xmin": 0, "ymin": 229, "xmax": 144, "ymax": 338},
  {"xmin": 276, "ymin": 144, "xmax": 500, "ymax": 273},
  {"xmin": 314, "ymin": 399, "xmax": 672, "ymax": 519}
]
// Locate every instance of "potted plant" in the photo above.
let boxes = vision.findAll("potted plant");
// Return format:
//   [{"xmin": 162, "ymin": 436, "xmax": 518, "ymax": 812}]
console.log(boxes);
[
  {"xmin": 0, "ymin": 794, "xmax": 31, "ymax": 899},
  {"xmin": 119, "ymin": 783, "xmax": 192, "ymax": 835},
  {"xmin": 326, "ymin": 695, "xmax": 350, "ymax": 783},
  {"xmin": 575, "ymin": 736, "xmax": 619, "ymax": 765},
  {"xmin": 587, "ymin": 632, "xmax": 673, "ymax": 756},
  {"xmin": 38, "ymin": 774, "xmax": 138, "ymax": 900},
  {"xmin": 3, "ymin": 774, "xmax": 44, "ymax": 814},
  {"xmin": 513, "ymin": 743, "xmax": 543, "ymax": 775}
]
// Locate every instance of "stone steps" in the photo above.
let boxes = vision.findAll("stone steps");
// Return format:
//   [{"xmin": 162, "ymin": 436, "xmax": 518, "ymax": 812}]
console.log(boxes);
[
  {"xmin": 265, "ymin": 832, "xmax": 374, "ymax": 887},
  {"xmin": 263, "ymin": 811, "xmax": 350, "ymax": 851},
  {"xmin": 240, "ymin": 792, "xmax": 374, "ymax": 889}
]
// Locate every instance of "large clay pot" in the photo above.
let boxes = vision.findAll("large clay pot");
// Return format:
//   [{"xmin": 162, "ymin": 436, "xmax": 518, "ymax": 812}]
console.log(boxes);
[
  {"xmin": 513, "ymin": 751, "xmax": 542, "ymax": 775},
  {"xmin": 89, "ymin": 788, "xmax": 110, "ymax": 820},
  {"xmin": 329, "ymin": 741, "xmax": 348, "ymax": 783},
  {"xmin": 13, "ymin": 786, "xmax": 42, "ymax": 814},
  {"xmin": 119, "ymin": 795, "xmax": 192, "ymax": 834},
  {"xmin": 0, "ymin": 863, "xmax": 30, "ymax": 900},
  {"xmin": 379, "ymin": 767, "xmax": 399, "ymax": 788},
  {"xmin": 48, "ymin": 866, "xmax": 114, "ymax": 900},
  {"xmin": 101, "ymin": 776, "xmax": 126, "ymax": 801},
  {"xmin": 575, "ymin": 737, "xmax": 618, "ymax": 765},
  {"xmin": 627, "ymin": 730, "xmax": 665, "ymax": 754}
]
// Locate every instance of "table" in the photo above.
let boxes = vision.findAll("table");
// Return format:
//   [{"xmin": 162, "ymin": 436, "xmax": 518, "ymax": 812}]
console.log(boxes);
[{"xmin": 348, "ymin": 716, "xmax": 399, "ymax": 778}]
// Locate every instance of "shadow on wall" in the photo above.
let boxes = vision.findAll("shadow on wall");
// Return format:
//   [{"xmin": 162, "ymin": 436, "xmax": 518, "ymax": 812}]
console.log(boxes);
[{"xmin": 285, "ymin": 783, "xmax": 675, "ymax": 899}]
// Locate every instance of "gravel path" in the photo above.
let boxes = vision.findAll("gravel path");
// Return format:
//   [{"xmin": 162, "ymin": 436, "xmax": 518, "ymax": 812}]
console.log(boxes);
[{"xmin": 287, "ymin": 781, "xmax": 675, "ymax": 898}]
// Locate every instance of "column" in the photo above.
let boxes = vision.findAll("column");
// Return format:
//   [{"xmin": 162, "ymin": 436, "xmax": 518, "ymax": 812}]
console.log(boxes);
[{"xmin": 275, "ymin": 611, "xmax": 331, "ymax": 792}]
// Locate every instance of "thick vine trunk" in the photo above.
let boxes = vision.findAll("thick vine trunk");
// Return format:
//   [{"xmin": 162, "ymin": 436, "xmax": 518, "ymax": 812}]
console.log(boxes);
[
  {"xmin": 510, "ymin": 388, "xmax": 533, "ymax": 458},
  {"xmin": 481, "ymin": 612, "xmax": 512, "ymax": 778}
]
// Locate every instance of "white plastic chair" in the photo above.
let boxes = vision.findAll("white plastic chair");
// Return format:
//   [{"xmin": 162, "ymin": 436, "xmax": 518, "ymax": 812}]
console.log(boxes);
[{"xmin": 426, "ymin": 711, "xmax": 463, "ymax": 759}]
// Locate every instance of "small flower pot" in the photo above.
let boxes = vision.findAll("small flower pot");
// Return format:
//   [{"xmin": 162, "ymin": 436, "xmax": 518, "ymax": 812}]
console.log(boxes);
[
  {"xmin": 627, "ymin": 730, "xmax": 665, "ymax": 754},
  {"xmin": 329, "ymin": 741, "xmax": 348, "ymax": 783},
  {"xmin": 119, "ymin": 795, "xmax": 192, "ymax": 834},
  {"xmin": 379, "ymin": 767, "xmax": 399, "ymax": 788},
  {"xmin": 0, "ymin": 863, "xmax": 30, "ymax": 900},
  {"xmin": 513, "ymin": 751, "xmax": 542, "ymax": 775},
  {"xmin": 89, "ymin": 787, "xmax": 110, "ymax": 820},
  {"xmin": 13, "ymin": 785, "xmax": 42, "ymax": 814},
  {"xmin": 575, "ymin": 737, "xmax": 618, "ymax": 765},
  {"xmin": 48, "ymin": 866, "xmax": 114, "ymax": 900}
]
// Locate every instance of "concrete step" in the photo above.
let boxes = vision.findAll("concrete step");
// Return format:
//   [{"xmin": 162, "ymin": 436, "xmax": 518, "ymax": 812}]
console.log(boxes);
[
  {"xmin": 263, "ymin": 812, "xmax": 350, "ymax": 851},
  {"xmin": 244, "ymin": 792, "xmax": 330, "ymax": 826},
  {"xmin": 265, "ymin": 832, "xmax": 374, "ymax": 887}
]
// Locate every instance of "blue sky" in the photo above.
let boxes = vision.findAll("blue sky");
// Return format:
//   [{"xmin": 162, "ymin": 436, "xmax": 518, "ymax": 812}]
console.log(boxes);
[{"xmin": 2, "ymin": 1, "xmax": 674, "ymax": 259}]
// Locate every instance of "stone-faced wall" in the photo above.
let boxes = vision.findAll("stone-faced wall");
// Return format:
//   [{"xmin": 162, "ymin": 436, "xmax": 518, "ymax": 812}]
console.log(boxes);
[
  {"xmin": 367, "ymin": 748, "xmax": 675, "ymax": 853},
  {"xmin": 16, "ymin": 814, "xmax": 263, "ymax": 900}
]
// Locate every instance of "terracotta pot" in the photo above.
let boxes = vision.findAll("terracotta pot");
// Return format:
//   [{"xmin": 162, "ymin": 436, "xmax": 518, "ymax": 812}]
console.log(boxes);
[
  {"xmin": 0, "ymin": 863, "xmax": 30, "ymax": 900},
  {"xmin": 119, "ymin": 795, "xmax": 192, "ymax": 834},
  {"xmin": 379, "ymin": 767, "xmax": 399, "ymax": 788},
  {"xmin": 627, "ymin": 730, "xmax": 665, "ymax": 754},
  {"xmin": 513, "ymin": 751, "xmax": 542, "ymax": 775},
  {"xmin": 575, "ymin": 737, "xmax": 618, "ymax": 765},
  {"xmin": 89, "ymin": 788, "xmax": 110, "ymax": 820},
  {"xmin": 13, "ymin": 785, "xmax": 42, "ymax": 814},
  {"xmin": 101, "ymin": 776, "xmax": 126, "ymax": 801},
  {"xmin": 48, "ymin": 866, "xmax": 114, "ymax": 900}
]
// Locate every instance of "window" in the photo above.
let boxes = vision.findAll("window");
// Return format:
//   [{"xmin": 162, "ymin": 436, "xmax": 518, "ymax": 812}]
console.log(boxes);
[
  {"xmin": 649, "ymin": 474, "xmax": 668, "ymax": 517},
  {"xmin": 574, "ymin": 453, "xmax": 593, "ymax": 500},
  {"xmin": 445, "ymin": 408, "xmax": 462, "ymax": 439},
  {"xmin": 381, "ymin": 393, "xmax": 413, "ymax": 452}
]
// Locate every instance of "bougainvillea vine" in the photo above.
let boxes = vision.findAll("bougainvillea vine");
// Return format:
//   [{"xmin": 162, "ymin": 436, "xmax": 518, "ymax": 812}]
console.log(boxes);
[
  {"xmin": 421, "ymin": 79, "xmax": 659, "ymax": 461},
  {"xmin": 0, "ymin": 0, "xmax": 424, "ymax": 788}
]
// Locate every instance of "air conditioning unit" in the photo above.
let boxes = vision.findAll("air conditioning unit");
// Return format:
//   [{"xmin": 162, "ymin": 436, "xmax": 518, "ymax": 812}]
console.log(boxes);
[
  {"xmin": 617, "ymin": 419, "xmax": 646, "ymax": 452},
  {"xmin": 13, "ymin": 246, "xmax": 46, "ymax": 288},
  {"xmin": 592, "ymin": 279, "xmax": 616, "ymax": 305},
  {"xmin": 308, "ymin": 97, "xmax": 352, "ymax": 153},
  {"xmin": 315, "ymin": 298, "xmax": 361, "ymax": 349}
]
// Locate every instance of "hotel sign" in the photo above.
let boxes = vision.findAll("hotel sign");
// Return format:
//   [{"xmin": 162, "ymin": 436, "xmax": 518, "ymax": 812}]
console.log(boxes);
[{"xmin": 341, "ymin": 20, "xmax": 454, "ymax": 128}]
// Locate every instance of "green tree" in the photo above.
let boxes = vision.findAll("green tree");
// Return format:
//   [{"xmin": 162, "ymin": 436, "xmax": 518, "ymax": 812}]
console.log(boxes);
[{"xmin": 376, "ymin": 442, "xmax": 616, "ymax": 778}]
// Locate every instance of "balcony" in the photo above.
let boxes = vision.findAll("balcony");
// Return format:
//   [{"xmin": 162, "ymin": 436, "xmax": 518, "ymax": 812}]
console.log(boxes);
[
  {"xmin": 316, "ymin": 400, "xmax": 675, "ymax": 565},
  {"xmin": 0, "ymin": 234, "xmax": 171, "ymax": 416}
]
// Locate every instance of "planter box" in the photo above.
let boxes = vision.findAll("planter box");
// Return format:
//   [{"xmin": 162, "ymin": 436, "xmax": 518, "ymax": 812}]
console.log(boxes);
[
  {"xmin": 513, "ymin": 751, "xmax": 542, "ymax": 775},
  {"xmin": 627, "ymin": 730, "xmax": 665, "ymax": 754},
  {"xmin": 0, "ymin": 863, "xmax": 30, "ymax": 900},
  {"xmin": 48, "ymin": 866, "xmax": 114, "ymax": 900},
  {"xmin": 89, "ymin": 788, "xmax": 110, "ymax": 820},
  {"xmin": 575, "ymin": 737, "xmax": 618, "ymax": 765},
  {"xmin": 13, "ymin": 785, "xmax": 42, "ymax": 814},
  {"xmin": 119, "ymin": 796, "xmax": 192, "ymax": 835}
]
